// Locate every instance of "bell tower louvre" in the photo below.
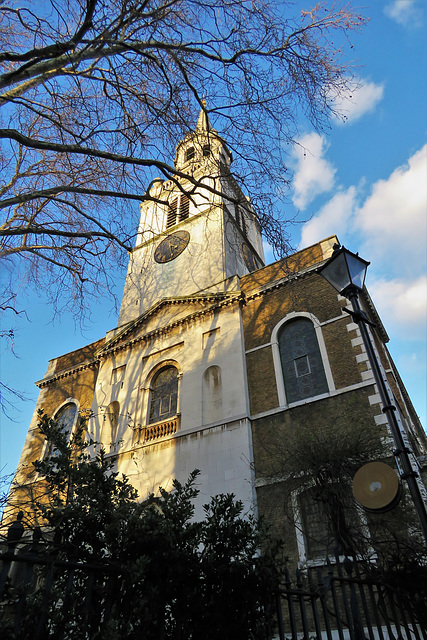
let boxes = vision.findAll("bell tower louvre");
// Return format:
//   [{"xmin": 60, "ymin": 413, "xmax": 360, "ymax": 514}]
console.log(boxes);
[{"xmin": 4, "ymin": 108, "xmax": 426, "ymax": 568}]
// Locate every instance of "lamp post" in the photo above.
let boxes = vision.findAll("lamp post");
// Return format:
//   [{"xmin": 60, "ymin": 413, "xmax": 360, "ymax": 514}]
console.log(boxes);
[{"xmin": 318, "ymin": 244, "xmax": 427, "ymax": 544}]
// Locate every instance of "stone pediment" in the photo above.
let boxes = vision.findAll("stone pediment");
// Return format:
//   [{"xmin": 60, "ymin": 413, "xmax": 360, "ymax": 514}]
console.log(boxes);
[{"xmin": 98, "ymin": 292, "xmax": 242, "ymax": 357}]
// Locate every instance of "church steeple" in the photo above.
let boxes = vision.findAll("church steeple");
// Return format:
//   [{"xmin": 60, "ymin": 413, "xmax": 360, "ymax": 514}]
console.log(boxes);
[
  {"xmin": 195, "ymin": 98, "xmax": 211, "ymax": 132},
  {"xmin": 117, "ymin": 104, "xmax": 264, "ymax": 327},
  {"xmin": 174, "ymin": 100, "xmax": 232, "ymax": 172}
]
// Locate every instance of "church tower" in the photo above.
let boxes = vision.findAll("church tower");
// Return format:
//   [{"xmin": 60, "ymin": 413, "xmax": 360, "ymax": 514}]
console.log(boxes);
[
  {"xmin": 85, "ymin": 106, "xmax": 265, "ymax": 515},
  {"xmin": 118, "ymin": 103, "xmax": 264, "ymax": 326}
]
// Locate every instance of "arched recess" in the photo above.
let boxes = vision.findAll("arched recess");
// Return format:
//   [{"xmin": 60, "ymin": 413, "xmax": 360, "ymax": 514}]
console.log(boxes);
[
  {"xmin": 202, "ymin": 365, "xmax": 223, "ymax": 425},
  {"xmin": 101, "ymin": 401, "xmax": 120, "ymax": 450},
  {"xmin": 271, "ymin": 312, "xmax": 335, "ymax": 407}
]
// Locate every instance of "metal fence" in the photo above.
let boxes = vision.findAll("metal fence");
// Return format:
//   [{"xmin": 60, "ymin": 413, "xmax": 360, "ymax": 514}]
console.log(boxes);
[
  {"xmin": 1, "ymin": 534, "xmax": 426, "ymax": 639},
  {"xmin": 275, "ymin": 560, "xmax": 426, "ymax": 640},
  {"xmin": 0, "ymin": 542, "xmax": 123, "ymax": 639}
]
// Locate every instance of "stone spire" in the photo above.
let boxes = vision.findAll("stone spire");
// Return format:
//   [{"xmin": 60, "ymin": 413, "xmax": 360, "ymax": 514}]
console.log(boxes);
[
  {"xmin": 195, "ymin": 97, "xmax": 211, "ymax": 132},
  {"xmin": 174, "ymin": 97, "xmax": 232, "ymax": 170}
]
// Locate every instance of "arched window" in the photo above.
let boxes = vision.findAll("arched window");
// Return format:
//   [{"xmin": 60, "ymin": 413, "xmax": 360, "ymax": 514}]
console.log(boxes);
[
  {"xmin": 278, "ymin": 318, "xmax": 328, "ymax": 404},
  {"xmin": 43, "ymin": 401, "xmax": 78, "ymax": 459},
  {"xmin": 56, "ymin": 402, "xmax": 78, "ymax": 434},
  {"xmin": 202, "ymin": 366, "xmax": 223, "ymax": 424},
  {"xmin": 149, "ymin": 366, "xmax": 178, "ymax": 424}
]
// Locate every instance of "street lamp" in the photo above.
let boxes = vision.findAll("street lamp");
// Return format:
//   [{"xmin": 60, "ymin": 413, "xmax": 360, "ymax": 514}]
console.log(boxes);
[{"xmin": 318, "ymin": 243, "xmax": 427, "ymax": 544}]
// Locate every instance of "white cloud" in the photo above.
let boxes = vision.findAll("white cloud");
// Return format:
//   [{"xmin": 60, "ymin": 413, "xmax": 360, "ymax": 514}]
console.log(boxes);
[
  {"xmin": 396, "ymin": 350, "xmax": 426, "ymax": 376},
  {"xmin": 291, "ymin": 133, "xmax": 336, "ymax": 210},
  {"xmin": 298, "ymin": 143, "xmax": 427, "ymax": 339},
  {"xmin": 332, "ymin": 80, "xmax": 384, "ymax": 124},
  {"xmin": 368, "ymin": 276, "xmax": 427, "ymax": 339},
  {"xmin": 300, "ymin": 187, "xmax": 357, "ymax": 249},
  {"xmin": 384, "ymin": 0, "xmax": 423, "ymax": 28},
  {"xmin": 262, "ymin": 240, "xmax": 275, "ymax": 265},
  {"xmin": 356, "ymin": 144, "xmax": 427, "ymax": 278},
  {"xmin": 298, "ymin": 144, "xmax": 427, "ymax": 272}
]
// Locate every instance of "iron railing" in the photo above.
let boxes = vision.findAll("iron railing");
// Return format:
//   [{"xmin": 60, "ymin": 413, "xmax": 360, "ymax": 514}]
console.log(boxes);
[
  {"xmin": 275, "ymin": 559, "xmax": 426, "ymax": 640},
  {"xmin": 1, "ymin": 532, "xmax": 426, "ymax": 639}
]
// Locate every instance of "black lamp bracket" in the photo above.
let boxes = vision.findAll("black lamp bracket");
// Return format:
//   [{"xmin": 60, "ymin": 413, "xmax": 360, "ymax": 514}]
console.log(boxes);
[{"xmin": 343, "ymin": 307, "xmax": 376, "ymax": 328}]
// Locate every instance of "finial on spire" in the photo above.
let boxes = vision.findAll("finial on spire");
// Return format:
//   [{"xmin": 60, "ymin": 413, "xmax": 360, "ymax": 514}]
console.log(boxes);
[{"xmin": 196, "ymin": 96, "xmax": 211, "ymax": 132}]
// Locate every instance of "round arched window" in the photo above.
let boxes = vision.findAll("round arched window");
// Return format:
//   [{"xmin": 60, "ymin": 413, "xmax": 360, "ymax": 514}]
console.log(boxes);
[
  {"xmin": 55, "ymin": 403, "xmax": 78, "ymax": 433},
  {"xmin": 149, "ymin": 367, "xmax": 178, "ymax": 424},
  {"xmin": 278, "ymin": 318, "xmax": 328, "ymax": 404},
  {"xmin": 43, "ymin": 402, "xmax": 78, "ymax": 460}
]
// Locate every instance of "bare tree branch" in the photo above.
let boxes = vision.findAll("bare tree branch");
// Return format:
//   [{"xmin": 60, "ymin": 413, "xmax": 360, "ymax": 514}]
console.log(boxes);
[{"xmin": 0, "ymin": 0, "xmax": 366, "ymax": 325}]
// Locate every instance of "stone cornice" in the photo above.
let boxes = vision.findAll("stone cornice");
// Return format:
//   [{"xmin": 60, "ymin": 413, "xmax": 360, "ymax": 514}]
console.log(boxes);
[
  {"xmin": 99, "ymin": 292, "xmax": 243, "ymax": 358},
  {"xmin": 242, "ymin": 261, "xmax": 389, "ymax": 343},
  {"xmin": 36, "ymin": 360, "xmax": 98, "ymax": 389}
]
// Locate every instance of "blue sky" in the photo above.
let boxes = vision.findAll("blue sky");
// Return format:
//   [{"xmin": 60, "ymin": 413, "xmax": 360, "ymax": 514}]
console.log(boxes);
[{"xmin": 1, "ymin": 0, "xmax": 426, "ymax": 478}]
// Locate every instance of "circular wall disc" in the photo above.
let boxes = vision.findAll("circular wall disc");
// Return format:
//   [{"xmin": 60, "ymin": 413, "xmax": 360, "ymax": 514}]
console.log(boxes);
[{"xmin": 352, "ymin": 462, "xmax": 401, "ymax": 513}]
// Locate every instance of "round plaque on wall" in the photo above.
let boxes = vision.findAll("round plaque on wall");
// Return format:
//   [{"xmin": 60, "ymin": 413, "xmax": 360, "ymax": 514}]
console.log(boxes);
[{"xmin": 352, "ymin": 462, "xmax": 401, "ymax": 513}]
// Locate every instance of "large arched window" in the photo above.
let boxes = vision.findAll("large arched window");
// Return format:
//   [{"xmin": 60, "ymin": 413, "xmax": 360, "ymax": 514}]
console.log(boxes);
[
  {"xmin": 56, "ymin": 402, "xmax": 78, "ymax": 433},
  {"xmin": 43, "ymin": 401, "xmax": 78, "ymax": 459},
  {"xmin": 278, "ymin": 318, "xmax": 328, "ymax": 404},
  {"xmin": 149, "ymin": 366, "xmax": 179, "ymax": 424}
]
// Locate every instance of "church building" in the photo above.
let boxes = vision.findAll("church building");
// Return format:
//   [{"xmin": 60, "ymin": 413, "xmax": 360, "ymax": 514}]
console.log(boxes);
[{"xmin": 5, "ymin": 107, "xmax": 426, "ymax": 567}]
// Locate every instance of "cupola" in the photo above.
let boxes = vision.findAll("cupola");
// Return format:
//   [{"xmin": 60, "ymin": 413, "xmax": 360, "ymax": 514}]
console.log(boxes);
[{"xmin": 174, "ymin": 99, "xmax": 233, "ymax": 173}]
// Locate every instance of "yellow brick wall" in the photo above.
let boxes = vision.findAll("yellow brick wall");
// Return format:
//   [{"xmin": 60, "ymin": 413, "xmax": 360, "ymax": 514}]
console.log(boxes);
[
  {"xmin": 2, "ymin": 341, "xmax": 102, "ymax": 528},
  {"xmin": 243, "ymin": 273, "xmax": 367, "ymax": 416}
]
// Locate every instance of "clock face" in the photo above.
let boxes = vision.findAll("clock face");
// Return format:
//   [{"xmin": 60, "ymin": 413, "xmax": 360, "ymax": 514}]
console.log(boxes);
[
  {"xmin": 241, "ymin": 242, "xmax": 258, "ymax": 273},
  {"xmin": 154, "ymin": 230, "xmax": 190, "ymax": 264}
]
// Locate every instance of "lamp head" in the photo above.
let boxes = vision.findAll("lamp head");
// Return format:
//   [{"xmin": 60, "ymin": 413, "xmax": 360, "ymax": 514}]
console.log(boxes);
[{"xmin": 318, "ymin": 244, "xmax": 370, "ymax": 296}]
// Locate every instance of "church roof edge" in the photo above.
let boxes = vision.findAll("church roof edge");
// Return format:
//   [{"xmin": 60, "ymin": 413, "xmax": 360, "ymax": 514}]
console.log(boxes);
[{"xmin": 99, "ymin": 291, "xmax": 242, "ymax": 356}]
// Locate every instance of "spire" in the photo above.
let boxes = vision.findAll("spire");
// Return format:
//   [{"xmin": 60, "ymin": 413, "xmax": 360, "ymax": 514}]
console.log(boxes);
[
  {"xmin": 174, "ymin": 96, "xmax": 232, "ymax": 170},
  {"xmin": 195, "ymin": 96, "xmax": 211, "ymax": 132}
]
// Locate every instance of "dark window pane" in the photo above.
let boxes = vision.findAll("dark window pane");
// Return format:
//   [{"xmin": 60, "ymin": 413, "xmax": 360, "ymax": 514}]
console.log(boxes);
[
  {"xmin": 299, "ymin": 485, "xmax": 361, "ymax": 560},
  {"xmin": 299, "ymin": 488, "xmax": 334, "ymax": 559},
  {"xmin": 151, "ymin": 398, "xmax": 161, "ymax": 423},
  {"xmin": 170, "ymin": 392, "xmax": 177, "ymax": 415},
  {"xmin": 294, "ymin": 355, "xmax": 310, "ymax": 377},
  {"xmin": 240, "ymin": 210, "xmax": 247, "ymax": 235},
  {"xmin": 279, "ymin": 318, "xmax": 328, "ymax": 403},
  {"xmin": 235, "ymin": 205, "xmax": 241, "ymax": 227},
  {"xmin": 149, "ymin": 367, "xmax": 179, "ymax": 423},
  {"xmin": 185, "ymin": 147, "xmax": 195, "ymax": 161}
]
